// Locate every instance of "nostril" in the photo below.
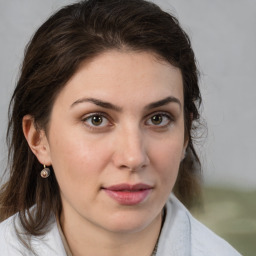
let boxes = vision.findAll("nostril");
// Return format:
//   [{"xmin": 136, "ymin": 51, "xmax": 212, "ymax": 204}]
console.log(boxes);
[
  {"xmin": 112, "ymin": 136, "xmax": 149, "ymax": 171},
  {"xmin": 119, "ymin": 162, "xmax": 148, "ymax": 172},
  {"xmin": 119, "ymin": 165, "xmax": 130, "ymax": 170},
  {"xmin": 119, "ymin": 164, "xmax": 135, "ymax": 171}
]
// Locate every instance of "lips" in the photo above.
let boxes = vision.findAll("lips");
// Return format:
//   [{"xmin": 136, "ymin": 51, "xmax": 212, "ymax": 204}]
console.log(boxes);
[{"xmin": 103, "ymin": 183, "xmax": 152, "ymax": 205}]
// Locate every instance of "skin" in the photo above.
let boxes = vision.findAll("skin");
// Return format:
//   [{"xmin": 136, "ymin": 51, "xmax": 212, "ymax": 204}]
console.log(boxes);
[{"xmin": 23, "ymin": 50, "xmax": 187, "ymax": 256}]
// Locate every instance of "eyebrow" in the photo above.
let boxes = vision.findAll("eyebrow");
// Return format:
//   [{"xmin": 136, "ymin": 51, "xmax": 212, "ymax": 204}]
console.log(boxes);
[
  {"xmin": 70, "ymin": 96, "xmax": 181, "ymax": 111},
  {"xmin": 70, "ymin": 97, "xmax": 122, "ymax": 111},
  {"xmin": 145, "ymin": 96, "xmax": 181, "ymax": 110}
]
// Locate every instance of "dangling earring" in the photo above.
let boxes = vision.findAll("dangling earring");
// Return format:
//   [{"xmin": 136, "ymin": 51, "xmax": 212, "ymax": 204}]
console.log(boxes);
[{"xmin": 41, "ymin": 165, "xmax": 50, "ymax": 178}]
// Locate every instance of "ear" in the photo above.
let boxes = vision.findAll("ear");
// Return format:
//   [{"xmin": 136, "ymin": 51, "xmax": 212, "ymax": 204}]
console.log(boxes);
[{"xmin": 22, "ymin": 115, "xmax": 52, "ymax": 166}]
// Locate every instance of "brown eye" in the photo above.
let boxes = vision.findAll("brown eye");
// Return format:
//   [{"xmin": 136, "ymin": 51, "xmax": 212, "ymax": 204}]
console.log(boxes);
[
  {"xmin": 91, "ymin": 115, "xmax": 103, "ymax": 126},
  {"xmin": 83, "ymin": 114, "xmax": 110, "ymax": 128},
  {"xmin": 151, "ymin": 115, "xmax": 163, "ymax": 125},
  {"xmin": 145, "ymin": 113, "xmax": 172, "ymax": 127}
]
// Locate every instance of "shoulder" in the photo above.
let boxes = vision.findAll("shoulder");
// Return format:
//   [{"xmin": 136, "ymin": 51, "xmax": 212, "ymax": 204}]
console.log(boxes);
[
  {"xmin": 0, "ymin": 213, "xmax": 21, "ymax": 255},
  {"xmin": 171, "ymin": 195, "xmax": 241, "ymax": 256},
  {"xmin": 188, "ymin": 213, "xmax": 241, "ymax": 256},
  {"xmin": 0, "ymin": 212, "xmax": 66, "ymax": 255},
  {"xmin": 157, "ymin": 195, "xmax": 241, "ymax": 256},
  {"xmin": 0, "ymin": 213, "xmax": 26, "ymax": 255}
]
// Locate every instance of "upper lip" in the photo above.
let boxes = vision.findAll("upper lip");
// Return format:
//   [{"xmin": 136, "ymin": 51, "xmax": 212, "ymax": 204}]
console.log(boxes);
[{"xmin": 103, "ymin": 183, "xmax": 153, "ymax": 191}]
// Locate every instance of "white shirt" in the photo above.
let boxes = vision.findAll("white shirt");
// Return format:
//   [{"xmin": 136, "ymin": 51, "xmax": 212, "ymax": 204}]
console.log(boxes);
[{"xmin": 0, "ymin": 194, "xmax": 241, "ymax": 255}]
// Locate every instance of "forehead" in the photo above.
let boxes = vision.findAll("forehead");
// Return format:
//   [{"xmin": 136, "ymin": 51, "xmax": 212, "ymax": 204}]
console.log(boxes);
[{"xmin": 54, "ymin": 50, "xmax": 184, "ymax": 109}]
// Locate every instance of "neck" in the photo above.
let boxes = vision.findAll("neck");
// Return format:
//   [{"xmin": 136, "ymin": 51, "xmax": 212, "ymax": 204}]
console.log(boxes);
[{"xmin": 60, "ymin": 210, "xmax": 162, "ymax": 256}]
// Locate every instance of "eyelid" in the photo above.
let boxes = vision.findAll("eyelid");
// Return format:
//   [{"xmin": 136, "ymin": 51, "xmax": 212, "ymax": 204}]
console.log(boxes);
[
  {"xmin": 81, "ymin": 112, "xmax": 113, "ymax": 130},
  {"xmin": 145, "ymin": 111, "xmax": 174, "ymax": 127}
]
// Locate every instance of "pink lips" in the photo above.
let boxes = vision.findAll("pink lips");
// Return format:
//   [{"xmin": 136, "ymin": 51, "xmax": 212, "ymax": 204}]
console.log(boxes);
[{"xmin": 103, "ymin": 183, "xmax": 152, "ymax": 205}]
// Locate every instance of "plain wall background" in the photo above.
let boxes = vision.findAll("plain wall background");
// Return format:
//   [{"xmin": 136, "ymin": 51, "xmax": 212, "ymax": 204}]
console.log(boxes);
[{"xmin": 0, "ymin": 0, "xmax": 255, "ymax": 190}]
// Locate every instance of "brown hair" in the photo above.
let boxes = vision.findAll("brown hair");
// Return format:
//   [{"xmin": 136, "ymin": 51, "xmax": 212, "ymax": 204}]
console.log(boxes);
[{"xmin": 0, "ymin": 0, "xmax": 202, "ymax": 235}]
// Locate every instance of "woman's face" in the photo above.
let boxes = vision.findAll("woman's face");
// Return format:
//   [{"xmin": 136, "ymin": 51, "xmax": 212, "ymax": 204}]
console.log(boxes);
[{"xmin": 44, "ymin": 50, "xmax": 186, "ymax": 233}]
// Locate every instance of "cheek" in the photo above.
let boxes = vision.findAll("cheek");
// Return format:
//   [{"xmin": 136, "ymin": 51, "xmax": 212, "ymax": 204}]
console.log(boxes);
[
  {"xmin": 48, "ymin": 130, "xmax": 109, "ymax": 184},
  {"xmin": 150, "ymin": 139, "xmax": 184, "ymax": 182},
  {"xmin": 49, "ymin": 138, "xmax": 109, "ymax": 206}
]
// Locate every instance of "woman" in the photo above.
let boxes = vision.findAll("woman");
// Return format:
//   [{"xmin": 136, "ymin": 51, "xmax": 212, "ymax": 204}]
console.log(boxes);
[{"xmin": 0, "ymin": 0, "xmax": 240, "ymax": 255}]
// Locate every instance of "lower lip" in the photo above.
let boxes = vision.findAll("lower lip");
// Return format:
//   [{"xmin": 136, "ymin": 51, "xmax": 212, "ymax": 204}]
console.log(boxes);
[{"xmin": 103, "ymin": 189, "xmax": 152, "ymax": 205}]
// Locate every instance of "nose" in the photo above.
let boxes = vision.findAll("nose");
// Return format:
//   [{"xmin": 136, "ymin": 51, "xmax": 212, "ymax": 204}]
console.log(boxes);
[{"xmin": 112, "ymin": 127, "xmax": 149, "ymax": 171}]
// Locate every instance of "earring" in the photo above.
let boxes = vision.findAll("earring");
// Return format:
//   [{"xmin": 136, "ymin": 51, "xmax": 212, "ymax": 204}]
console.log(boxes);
[{"xmin": 41, "ymin": 165, "xmax": 50, "ymax": 178}]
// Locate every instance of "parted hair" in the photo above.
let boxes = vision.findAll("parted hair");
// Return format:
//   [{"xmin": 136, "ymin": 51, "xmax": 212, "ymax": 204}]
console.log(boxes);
[{"xmin": 0, "ymin": 0, "xmax": 202, "ymax": 236}]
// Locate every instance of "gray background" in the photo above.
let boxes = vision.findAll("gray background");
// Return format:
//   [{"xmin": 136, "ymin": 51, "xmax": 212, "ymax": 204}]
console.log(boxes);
[{"xmin": 0, "ymin": 0, "xmax": 255, "ymax": 190}]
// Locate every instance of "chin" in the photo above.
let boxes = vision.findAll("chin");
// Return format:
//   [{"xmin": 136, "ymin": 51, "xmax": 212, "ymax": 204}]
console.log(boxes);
[{"xmin": 101, "ymin": 211, "xmax": 158, "ymax": 234}]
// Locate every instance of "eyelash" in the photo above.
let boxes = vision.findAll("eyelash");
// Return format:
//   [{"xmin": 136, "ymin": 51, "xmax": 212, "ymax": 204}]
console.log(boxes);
[
  {"xmin": 145, "ymin": 112, "xmax": 174, "ymax": 128},
  {"xmin": 81, "ymin": 111, "xmax": 174, "ymax": 131},
  {"xmin": 82, "ymin": 112, "xmax": 112, "ymax": 131}
]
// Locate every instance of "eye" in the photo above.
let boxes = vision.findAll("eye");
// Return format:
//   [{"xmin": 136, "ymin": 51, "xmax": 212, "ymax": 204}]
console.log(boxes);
[
  {"xmin": 82, "ymin": 113, "xmax": 111, "ymax": 128},
  {"xmin": 90, "ymin": 115, "xmax": 104, "ymax": 126},
  {"xmin": 145, "ymin": 113, "xmax": 172, "ymax": 127}
]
